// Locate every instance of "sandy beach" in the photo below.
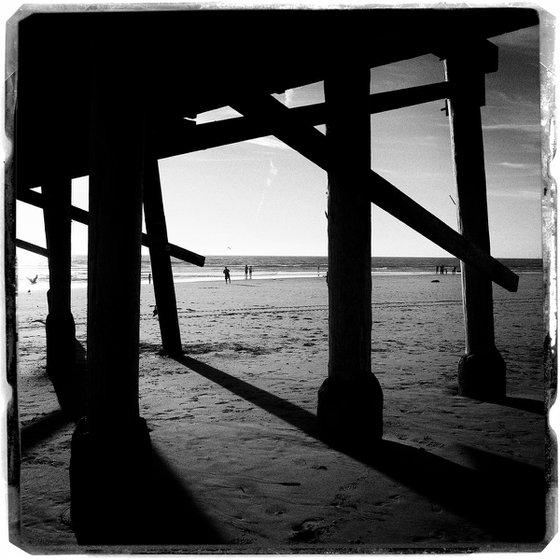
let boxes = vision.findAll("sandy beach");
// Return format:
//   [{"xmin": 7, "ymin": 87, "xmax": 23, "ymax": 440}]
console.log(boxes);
[{"xmin": 12, "ymin": 271, "xmax": 549, "ymax": 553}]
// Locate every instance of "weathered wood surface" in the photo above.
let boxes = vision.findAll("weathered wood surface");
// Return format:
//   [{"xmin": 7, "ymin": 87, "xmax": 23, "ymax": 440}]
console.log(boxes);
[
  {"xmin": 325, "ymin": 66, "xmax": 372, "ymax": 379},
  {"xmin": 445, "ymin": 51, "xmax": 498, "ymax": 355},
  {"xmin": 229, "ymin": 93, "xmax": 518, "ymax": 293},
  {"xmin": 444, "ymin": 45, "xmax": 507, "ymax": 400},
  {"xmin": 317, "ymin": 64, "xmax": 384, "ymax": 445}
]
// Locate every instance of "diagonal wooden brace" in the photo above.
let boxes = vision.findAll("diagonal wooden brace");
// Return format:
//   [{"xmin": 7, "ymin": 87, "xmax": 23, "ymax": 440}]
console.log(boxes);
[
  {"xmin": 16, "ymin": 238, "xmax": 48, "ymax": 257},
  {"xmin": 155, "ymin": 81, "xmax": 451, "ymax": 160},
  {"xmin": 229, "ymin": 93, "xmax": 518, "ymax": 293},
  {"xmin": 17, "ymin": 188, "xmax": 205, "ymax": 267}
]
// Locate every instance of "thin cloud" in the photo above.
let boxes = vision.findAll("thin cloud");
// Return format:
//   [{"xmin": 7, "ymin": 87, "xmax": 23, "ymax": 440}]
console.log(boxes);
[
  {"xmin": 266, "ymin": 160, "xmax": 279, "ymax": 187},
  {"xmin": 498, "ymin": 162, "xmax": 540, "ymax": 170},
  {"xmin": 256, "ymin": 159, "xmax": 279, "ymax": 219},
  {"xmin": 483, "ymin": 123, "xmax": 541, "ymax": 133},
  {"xmin": 488, "ymin": 189, "xmax": 541, "ymax": 200}
]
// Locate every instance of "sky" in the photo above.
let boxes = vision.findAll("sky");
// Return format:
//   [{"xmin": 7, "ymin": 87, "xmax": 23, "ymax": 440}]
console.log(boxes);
[{"xmin": 14, "ymin": 15, "xmax": 543, "ymax": 260}]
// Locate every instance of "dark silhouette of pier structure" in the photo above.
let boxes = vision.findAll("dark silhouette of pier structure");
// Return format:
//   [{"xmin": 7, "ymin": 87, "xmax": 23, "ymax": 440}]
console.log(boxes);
[{"xmin": 5, "ymin": 6, "xmax": 546, "ymax": 548}]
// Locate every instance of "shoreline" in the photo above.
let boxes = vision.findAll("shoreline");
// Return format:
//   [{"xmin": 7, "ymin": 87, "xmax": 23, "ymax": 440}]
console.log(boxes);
[{"xmin": 15, "ymin": 268, "xmax": 542, "ymax": 296}]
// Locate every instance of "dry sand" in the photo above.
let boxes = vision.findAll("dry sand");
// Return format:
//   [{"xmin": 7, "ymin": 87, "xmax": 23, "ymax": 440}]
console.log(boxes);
[{"xmin": 11, "ymin": 271, "xmax": 551, "ymax": 553}]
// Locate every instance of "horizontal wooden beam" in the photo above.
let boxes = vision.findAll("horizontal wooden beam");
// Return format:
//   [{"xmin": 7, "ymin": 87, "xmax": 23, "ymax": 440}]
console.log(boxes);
[
  {"xmin": 155, "ymin": 81, "xmax": 451, "ymax": 160},
  {"xmin": 17, "ymin": 189, "xmax": 206, "ymax": 267},
  {"xmin": 228, "ymin": 92, "xmax": 518, "ymax": 293},
  {"xmin": 18, "ymin": 81, "xmax": 451, "ymax": 189},
  {"xmin": 16, "ymin": 238, "xmax": 48, "ymax": 257}
]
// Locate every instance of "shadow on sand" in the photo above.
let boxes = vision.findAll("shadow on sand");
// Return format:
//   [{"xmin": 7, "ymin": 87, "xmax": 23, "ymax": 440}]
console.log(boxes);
[
  {"xmin": 500, "ymin": 396, "xmax": 544, "ymax": 415},
  {"xmin": 18, "ymin": 354, "xmax": 546, "ymax": 548},
  {"xmin": 175, "ymin": 354, "xmax": 547, "ymax": 544},
  {"xmin": 20, "ymin": 404, "xmax": 226, "ymax": 548},
  {"xmin": 21, "ymin": 410, "xmax": 71, "ymax": 452}
]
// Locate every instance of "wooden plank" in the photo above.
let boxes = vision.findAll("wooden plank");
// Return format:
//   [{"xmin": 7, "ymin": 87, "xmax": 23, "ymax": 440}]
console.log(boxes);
[
  {"xmin": 155, "ymin": 81, "xmax": 451, "ymax": 160},
  {"xmin": 15, "ymin": 238, "xmax": 48, "ymax": 257},
  {"xmin": 166, "ymin": 242, "xmax": 205, "ymax": 266},
  {"xmin": 17, "ymin": 189, "xmax": 205, "ymax": 267},
  {"xmin": 143, "ymin": 157, "xmax": 183, "ymax": 357},
  {"xmin": 229, "ymin": 92, "xmax": 519, "ymax": 293}
]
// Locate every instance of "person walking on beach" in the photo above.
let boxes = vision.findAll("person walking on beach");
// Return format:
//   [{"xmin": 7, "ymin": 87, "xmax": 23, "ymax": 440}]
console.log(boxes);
[
  {"xmin": 249, "ymin": 266, "xmax": 253, "ymax": 279},
  {"xmin": 148, "ymin": 273, "xmax": 151, "ymax": 284},
  {"xmin": 245, "ymin": 264, "xmax": 248, "ymax": 280},
  {"xmin": 223, "ymin": 266, "xmax": 231, "ymax": 284}
]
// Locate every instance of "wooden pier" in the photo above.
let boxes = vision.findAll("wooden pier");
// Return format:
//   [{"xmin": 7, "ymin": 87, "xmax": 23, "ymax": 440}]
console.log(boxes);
[{"xmin": 5, "ymin": 6, "xmax": 539, "ymax": 545}]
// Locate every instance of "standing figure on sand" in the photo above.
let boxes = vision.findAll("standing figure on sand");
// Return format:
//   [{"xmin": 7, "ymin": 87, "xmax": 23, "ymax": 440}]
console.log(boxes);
[
  {"xmin": 245, "ymin": 264, "xmax": 248, "ymax": 280},
  {"xmin": 223, "ymin": 266, "xmax": 231, "ymax": 284},
  {"xmin": 249, "ymin": 266, "xmax": 253, "ymax": 279}
]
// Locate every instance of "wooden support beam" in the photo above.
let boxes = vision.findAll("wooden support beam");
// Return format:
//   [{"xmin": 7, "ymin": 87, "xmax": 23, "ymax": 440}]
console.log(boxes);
[
  {"xmin": 15, "ymin": 80, "xmax": 452, "ymax": 190},
  {"xmin": 85, "ymin": 76, "xmax": 145, "ymax": 433},
  {"xmin": 15, "ymin": 238, "xmax": 48, "ymax": 258},
  {"xmin": 155, "ymin": 81, "xmax": 451, "ymax": 161},
  {"xmin": 317, "ymin": 64, "xmax": 383, "ymax": 446},
  {"xmin": 228, "ymin": 92, "xmax": 518, "ymax": 293},
  {"xmin": 70, "ymin": 36, "xmax": 152, "ymax": 545},
  {"xmin": 17, "ymin": 188, "xmax": 205, "ymax": 267},
  {"xmin": 42, "ymin": 180, "xmax": 84, "ymax": 418},
  {"xmin": 143, "ymin": 157, "xmax": 183, "ymax": 357},
  {"xmin": 445, "ymin": 46, "xmax": 506, "ymax": 401}
]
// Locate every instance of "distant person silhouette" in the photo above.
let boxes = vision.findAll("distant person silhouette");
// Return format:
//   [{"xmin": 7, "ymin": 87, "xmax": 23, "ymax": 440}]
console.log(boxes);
[
  {"xmin": 245, "ymin": 264, "xmax": 248, "ymax": 280},
  {"xmin": 153, "ymin": 305, "xmax": 158, "ymax": 318},
  {"xmin": 223, "ymin": 266, "xmax": 231, "ymax": 284},
  {"xmin": 148, "ymin": 273, "xmax": 152, "ymax": 284},
  {"xmin": 249, "ymin": 266, "xmax": 253, "ymax": 279}
]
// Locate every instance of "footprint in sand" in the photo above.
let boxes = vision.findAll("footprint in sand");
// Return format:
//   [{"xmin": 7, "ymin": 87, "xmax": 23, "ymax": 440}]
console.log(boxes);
[{"xmin": 290, "ymin": 518, "xmax": 329, "ymax": 543}]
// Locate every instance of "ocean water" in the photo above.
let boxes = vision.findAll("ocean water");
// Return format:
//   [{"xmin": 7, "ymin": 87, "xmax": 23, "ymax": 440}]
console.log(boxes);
[{"xmin": 15, "ymin": 254, "xmax": 543, "ymax": 293}]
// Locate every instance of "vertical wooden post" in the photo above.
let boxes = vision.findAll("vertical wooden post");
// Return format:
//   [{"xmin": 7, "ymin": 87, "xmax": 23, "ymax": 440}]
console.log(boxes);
[
  {"xmin": 70, "ymin": 30, "xmax": 152, "ymax": 544},
  {"xmin": 42, "ymin": 180, "xmax": 84, "ymax": 418},
  {"xmin": 445, "ymin": 42, "xmax": 506, "ymax": 401},
  {"xmin": 143, "ymin": 156, "xmax": 183, "ymax": 357},
  {"xmin": 317, "ymin": 62, "xmax": 383, "ymax": 446}
]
